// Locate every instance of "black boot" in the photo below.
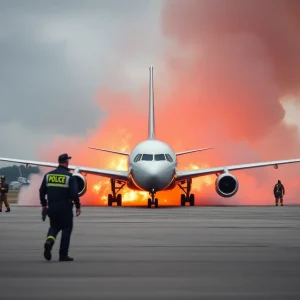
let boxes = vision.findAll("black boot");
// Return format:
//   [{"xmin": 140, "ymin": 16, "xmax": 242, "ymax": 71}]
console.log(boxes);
[
  {"xmin": 43, "ymin": 240, "xmax": 54, "ymax": 261},
  {"xmin": 5, "ymin": 207, "xmax": 10, "ymax": 212},
  {"xmin": 59, "ymin": 256, "xmax": 74, "ymax": 262}
]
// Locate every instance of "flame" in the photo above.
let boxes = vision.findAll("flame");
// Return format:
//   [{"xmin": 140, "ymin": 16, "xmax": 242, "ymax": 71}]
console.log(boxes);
[
  {"xmin": 187, "ymin": 163, "xmax": 215, "ymax": 191},
  {"xmin": 86, "ymin": 132, "xmax": 148, "ymax": 206},
  {"xmin": 90, "ymin": 140, "xmax": 150, "ymax": 206}
]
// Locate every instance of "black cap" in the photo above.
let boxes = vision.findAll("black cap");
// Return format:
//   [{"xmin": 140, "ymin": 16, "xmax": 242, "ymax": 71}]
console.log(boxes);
[{"xmin": 58, "ymin": 153, "xmax": 72, "ymax": 163}]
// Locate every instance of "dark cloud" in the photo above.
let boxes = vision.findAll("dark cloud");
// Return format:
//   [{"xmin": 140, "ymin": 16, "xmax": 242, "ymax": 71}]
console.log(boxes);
[
  {"xmin": 0, "ymin": 26, "xmax": 102, "ymax": 135},
  {"xmin": 0, "ymin": 0, "xmax": 163, "ymax": 143}
]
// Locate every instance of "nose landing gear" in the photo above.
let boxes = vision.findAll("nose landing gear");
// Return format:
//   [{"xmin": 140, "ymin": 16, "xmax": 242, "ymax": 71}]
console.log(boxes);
[{"xmin": 147, "ymin": 189, "xmax": 158, "ymax": 208}]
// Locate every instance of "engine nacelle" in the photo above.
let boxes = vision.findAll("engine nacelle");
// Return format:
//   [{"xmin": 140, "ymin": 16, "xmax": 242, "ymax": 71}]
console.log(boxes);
[
  {"xmin": 215, "ymin": 173, "xmax": 239, "ymax": 198},
  {"xmin": 72, "ymin": 173, "xmax": 87, "ymax": 197}
]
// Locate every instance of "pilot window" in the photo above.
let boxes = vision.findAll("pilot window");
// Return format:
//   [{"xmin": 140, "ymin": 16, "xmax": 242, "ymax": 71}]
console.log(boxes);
[
  {"xmin": 165, "ymin": 154, "xmax": 173, "ymax": 162},
  {"xmin": 142, "ymin": 154, "xmax": 153, "ymax": 161},
  {"xmin": 154, "ymin": 154, "xmax": 165, "ymax": 161},
  {"xmin": 134, "ymin": 154, "xmax": 142, "ymax": 162}
]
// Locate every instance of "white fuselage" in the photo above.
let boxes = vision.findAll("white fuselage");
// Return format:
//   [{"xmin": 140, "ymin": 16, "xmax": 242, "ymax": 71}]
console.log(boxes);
[{"xmin": 128, "ymin": 140, "xmax": 177, "ymax": 192}]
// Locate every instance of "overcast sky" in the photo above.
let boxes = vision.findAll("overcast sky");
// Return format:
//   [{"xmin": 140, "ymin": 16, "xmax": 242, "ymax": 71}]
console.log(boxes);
[{"xmin": 0, "ymin": 0, "xmax": 165, "ymax": 167}]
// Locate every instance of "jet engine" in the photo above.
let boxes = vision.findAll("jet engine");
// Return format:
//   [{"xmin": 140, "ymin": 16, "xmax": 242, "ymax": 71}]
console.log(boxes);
[
  {"xmin": 215, "ymin": 173, "xmax": 239, "ymax": 197},
  {"xmin": 72, "ymin": 173, "xmax": 87, "ymax": 197}
]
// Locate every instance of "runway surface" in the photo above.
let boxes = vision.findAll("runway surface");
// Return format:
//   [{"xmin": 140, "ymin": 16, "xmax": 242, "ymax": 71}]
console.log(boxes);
[{"xmin": 1, "ymin": 205, "xmax": 300, "ymax": 299}]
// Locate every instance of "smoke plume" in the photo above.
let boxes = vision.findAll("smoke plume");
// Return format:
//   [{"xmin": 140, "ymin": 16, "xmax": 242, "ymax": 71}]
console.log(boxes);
[
  {"xmin": 160, "ymin": 0, "xmax": 300, "ymax": 204},
  {"xmin": 18, "ymin": 0, "xmax": 300, "ymax": 206}
]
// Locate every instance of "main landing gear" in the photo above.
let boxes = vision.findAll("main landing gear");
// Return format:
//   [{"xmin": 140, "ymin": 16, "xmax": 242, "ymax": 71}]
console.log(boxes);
[
  {"xmin": 177, "ymin": 179, "xmax": 195, "ymax": 206},
  {"xmin": 147, "ymin": 189, "xmax": 158, "ymax": 208},
  {"xmin": 107, "ymin": 179, "xmax": 125, "ymax": 206}
]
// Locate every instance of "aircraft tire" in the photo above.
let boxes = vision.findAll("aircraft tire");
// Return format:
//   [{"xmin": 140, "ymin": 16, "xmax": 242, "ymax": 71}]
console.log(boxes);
[
  {"xmin": 189, "ymin": 194, "xmax": 195, "ymax": 206},
  {"xmin": 117, "ymin": 194, "xmax": 122, "ymax": 206},
  {"xmin": 108, "ymin": 194, "xmax": 113, "ymax": 206},
  {"xmin": 181, "ymin": 194, "xmax": 186, "ymax": 206}
]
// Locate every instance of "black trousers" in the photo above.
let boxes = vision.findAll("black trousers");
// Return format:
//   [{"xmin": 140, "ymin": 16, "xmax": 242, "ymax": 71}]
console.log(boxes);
[
  {"xmin": 274, "ymin": 192, "xmax": 283, "ymax": 204},
  {"xmin": 46, "ymin": 204, "xmax": 73, "ymax": 257}
]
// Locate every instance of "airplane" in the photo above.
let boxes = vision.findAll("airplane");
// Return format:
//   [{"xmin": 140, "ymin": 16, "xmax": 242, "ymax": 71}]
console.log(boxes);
[
  {"xmin": 9, "ymin": 181, "xmax": 22, "ymax": 190},
  {"xmin": 17, "ymin": 165, "xmax": 30, "ymax": 185},
  {"xmin": 9, "ymin": 177, "xmax": 30, "ymax": 190},
  {"xmin": 17, "ymin": 176, "xmax": 30, "ymax": 185},
  {"xmin": 1, "ymin": 65, "xmax": 300, "ymax": 208},
  {"xmin": 8, "ymin": 166, "xmax": 30, "ymax": 190}
]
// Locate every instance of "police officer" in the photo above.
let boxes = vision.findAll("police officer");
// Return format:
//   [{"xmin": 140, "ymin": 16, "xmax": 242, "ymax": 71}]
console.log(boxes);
[
  {"xmin": 39, "ymin": 153, "xmax": 81, "ymax": 262},
  {"xmin": 0, "ymin": 175, "xmax": 10, "ymax": 212},
  {"xmin": 273, "ymin": 179, "xmax": 285, "ymax": 206}
]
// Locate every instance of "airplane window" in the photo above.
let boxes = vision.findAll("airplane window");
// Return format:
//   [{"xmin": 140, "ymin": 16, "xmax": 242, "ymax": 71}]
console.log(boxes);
[
  {"xmin": 134, "ymin": 154, "xmax": 142, "ymax": 162},
  {"xmin": 142, "ymin": 154, "xmax": 153, "ymax": 161},
  {"xmin": 165, "ymin": 154, "xmax": 173, "ymax": 162},
  {"xmin": 154, "ymin": 154, "xmax": 165, "ymax": 161}
]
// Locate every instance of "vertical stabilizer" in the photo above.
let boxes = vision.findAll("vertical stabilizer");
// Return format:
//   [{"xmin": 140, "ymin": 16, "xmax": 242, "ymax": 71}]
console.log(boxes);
[{"xmin": 148, "ymin": 65, "xmax": 155, "ymax": 140}]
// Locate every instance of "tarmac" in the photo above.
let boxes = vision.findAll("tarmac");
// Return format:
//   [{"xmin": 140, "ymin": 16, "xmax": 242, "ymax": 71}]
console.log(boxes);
[{"xmin": 1, "ymin": 204, "xmax": 300, "ymax": 300}]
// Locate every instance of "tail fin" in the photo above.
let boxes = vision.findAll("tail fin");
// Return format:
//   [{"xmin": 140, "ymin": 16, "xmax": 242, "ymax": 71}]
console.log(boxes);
[{"xmin": 148, "ymin": 65, "xmax": 155, "ymax": 140}]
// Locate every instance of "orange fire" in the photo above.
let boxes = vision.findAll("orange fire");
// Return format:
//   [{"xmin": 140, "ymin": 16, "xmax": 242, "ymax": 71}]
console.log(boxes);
[{"xmin": 91, "ymin": 152, "xmax": 149, "ymax": 206}]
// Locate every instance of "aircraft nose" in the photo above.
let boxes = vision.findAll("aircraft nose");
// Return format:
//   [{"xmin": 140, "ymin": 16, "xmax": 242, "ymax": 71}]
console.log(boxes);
[
  {"xmin": 145, "ymin": 164, "xmax": 173, "ymax": 190},
  {"xmin": 132, "ymin": 162, "xmax": 174, "ymax": 192}
]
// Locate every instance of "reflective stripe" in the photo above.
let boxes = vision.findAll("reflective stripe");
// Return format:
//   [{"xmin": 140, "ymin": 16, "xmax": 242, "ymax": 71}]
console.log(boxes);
[
  {"xmin": 46, "ymin": 184, "xmax": 69, "ymax": 188},
  {"xmin": 47, "ymin": 236, "xmax": 55, "ymax": 242}
]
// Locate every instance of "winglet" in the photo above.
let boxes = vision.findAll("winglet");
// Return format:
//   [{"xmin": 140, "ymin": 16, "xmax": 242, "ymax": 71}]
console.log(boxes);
[
  {"xmin": 88, "ymin": 147, "xmax": 129, "ymax": 156},
  {"xmin": 148, "ymin": 65, "xmax": 155, "ymax": 140}
]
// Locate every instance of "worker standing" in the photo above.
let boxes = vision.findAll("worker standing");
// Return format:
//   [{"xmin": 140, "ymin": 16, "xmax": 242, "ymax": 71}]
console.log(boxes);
[
  {"xmin": 0, "ymin": 175, "xmax": 10, "ymax": 212},
  {"xmin": 273, "ymin": 180, "xmax": 285, "ymax": 206},
  {"xmin": 39, "ymin": 153, "xmax": 81, "ymax": 262}
]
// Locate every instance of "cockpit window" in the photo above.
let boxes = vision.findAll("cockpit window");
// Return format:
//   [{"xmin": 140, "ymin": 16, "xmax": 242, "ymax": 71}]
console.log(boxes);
[
  {"xmin": 135, "ymin": 154, "xmax": 172, "ymax": 162},
  {"xmin": 154, "ymin": 154, "xmax": 165, "ymax": 161},
  {"xmin": 134, "ymin": 154, "xmax": 142, "ymax": 162},
  {"xmin": 142, "ymin": 154, "xmax": 153, "ymax": 161},
  {"xmin": 165, "ymin": 154, "xmax": 173, "ymax": 162}
]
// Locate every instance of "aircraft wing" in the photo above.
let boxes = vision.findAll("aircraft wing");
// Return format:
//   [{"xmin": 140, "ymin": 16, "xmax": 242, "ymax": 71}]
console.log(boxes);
[
  {"xmin": 0, "ymin": 157, "xmax": 130, "ymax": 182},
  {"xmin": 176, "ymin": 158, "xmax": 300, "ymax": 181}
]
